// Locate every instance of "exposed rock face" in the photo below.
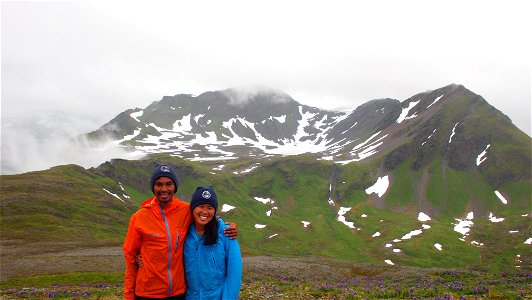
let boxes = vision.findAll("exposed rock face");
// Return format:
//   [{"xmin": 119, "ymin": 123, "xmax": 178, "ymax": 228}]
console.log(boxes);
[{"xmin": 87, "ymin": 84, "xmax": 531, "ymax": 188}]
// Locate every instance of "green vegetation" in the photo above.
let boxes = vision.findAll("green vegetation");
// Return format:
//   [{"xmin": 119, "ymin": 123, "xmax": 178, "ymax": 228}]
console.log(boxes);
[
  {"xmin": 0, "ymin": 86, "xmax": 531, "ymax": 297},
  {"xmin": 384, "ymin": 159, "xmax": 414, "ymax": 208},
  {"xmin": 0, "ymin": 272, "xmax": 123, "ymax": 289},
  {"xmin": 1, "ymin": 151, "xmax": 530, "ymax": 279},
  {"xmin": 1, "ymin": 257, "xmax": 530, "ymax": 299}
]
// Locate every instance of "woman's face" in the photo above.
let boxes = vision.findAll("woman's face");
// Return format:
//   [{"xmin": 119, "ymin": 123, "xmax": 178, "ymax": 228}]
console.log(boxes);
[{"xmin": 192, "ymin": 204, "xmax": 216, "ymax": 227}]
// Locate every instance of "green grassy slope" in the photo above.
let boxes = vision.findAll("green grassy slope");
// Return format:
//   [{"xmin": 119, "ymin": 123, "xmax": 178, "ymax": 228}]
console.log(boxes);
[
  {"xmin": 0, "ymin": 165, "xmax": 138, "ymax": 250},
  {"xmin": 1, "ymin": 153, "xmax": 530, "ymax": 272}
]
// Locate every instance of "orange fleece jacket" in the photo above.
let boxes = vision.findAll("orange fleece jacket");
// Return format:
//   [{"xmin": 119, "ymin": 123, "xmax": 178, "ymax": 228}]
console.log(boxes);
[{"xmin": 123, "ymin": 196, "xmax": 192, "ymax": 300}]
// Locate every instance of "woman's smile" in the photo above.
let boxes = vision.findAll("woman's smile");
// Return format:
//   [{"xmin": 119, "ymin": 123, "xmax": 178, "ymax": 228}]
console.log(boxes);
[{"xmin": 193, "ymin": 204, "xmax": 216, "ymax": 229}]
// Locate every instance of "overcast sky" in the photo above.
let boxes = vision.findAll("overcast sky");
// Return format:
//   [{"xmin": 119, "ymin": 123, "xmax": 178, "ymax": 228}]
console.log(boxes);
[{"xmin": 1, "ymin": 0, "xmax": 531, "ymax": 174}]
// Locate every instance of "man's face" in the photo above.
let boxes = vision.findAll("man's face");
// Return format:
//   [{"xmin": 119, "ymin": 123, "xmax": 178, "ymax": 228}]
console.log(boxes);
[{"xmin": 153, "ymin": 177, "xmax": 175, "ymax": 204}]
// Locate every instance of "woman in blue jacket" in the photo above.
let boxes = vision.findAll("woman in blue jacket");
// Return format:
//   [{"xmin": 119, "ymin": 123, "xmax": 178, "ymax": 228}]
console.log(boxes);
[{"xmin": 184, "ymin": 186, "xmax": 242, "ymax": 300}]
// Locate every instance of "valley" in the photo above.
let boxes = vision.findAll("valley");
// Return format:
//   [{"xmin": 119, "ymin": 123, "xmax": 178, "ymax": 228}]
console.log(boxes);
[{"xmin": 1, "ymin": 84, "xmax": 531, "ymax": 298}]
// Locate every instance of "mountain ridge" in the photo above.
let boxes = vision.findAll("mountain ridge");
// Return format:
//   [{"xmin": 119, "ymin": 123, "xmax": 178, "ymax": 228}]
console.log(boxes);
[
  {"xmin": 1, "ymin": 83, "xmax": 530, "ymax": 275},
  {"xmin": 90, "ymin": 84, "xmax": 513, "ymax": 164},
  {"xmin": 85, "ymin": 83, "xmax": 531, "ymax": 215}
]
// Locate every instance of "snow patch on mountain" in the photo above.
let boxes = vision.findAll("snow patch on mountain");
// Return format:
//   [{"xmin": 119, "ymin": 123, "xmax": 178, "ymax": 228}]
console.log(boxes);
[
  {"xmin": 418, "ymin": 212, "xmax": 431, "ymax": 222},
  {"xmin": 453, "ymin": 212, "xmax": 485, "ymax": 247},
  {"xmin": 221, "ymin": 204, "xmax": 236, "ymax": 212},
  {"xmin": 130, "ymin": 111, "xmax": 143, "ymax": 122},
  {"xmin": 495, "ymin": 190, "xmax": 508, "ymax": 204},
  {"xmin": 328, "ymin": 183, "xmax": 335, "ymax": 205},
  {"xmin": 422, "ymin": 129, "xmax": 437, "ymax": 146},
  {"xmin": 427, "ymin": 95, "xmax": 444, "ymax": 109},
  {"xmin": 476, "ymin": 144, "xmax": 490, "ymax": 166},
  {"xmin": 488, "ymin": 212, "xmax": 505, "ymax": 222},
  {"xmin": 103, "ymin": 188, "xmax": 124, "ymax": 202},
  {"xmin": 338, "ymin": 207, "xmax": 356, "ymax": 229},
  {"xmin": 454, "ymin": 212, "xmax": 474, "ymax": 237},
  {"xmin": 401, "ymin": 229, "xmax": 423, "ymax": 240},
  {"xmin": 254, "ymin": 197, "xmax": 273, "ymax": 204},
  {"xmin": 233, "ymin": 163, "xmax": 261, "ymax": 174},
  {"xmin": 397, "ymin": 100, "xmax": 420, "ymax": 123},
  {"xmin": 173, "ymin": 114, "xmax": 193, "ymax": 132},
  {"xmin": 448, "ymin": 123, "xmax": 459, "ymax": 143},
  {"xmin": 365, "ymin": 175, "xmax": 389, "ymax": 197}
]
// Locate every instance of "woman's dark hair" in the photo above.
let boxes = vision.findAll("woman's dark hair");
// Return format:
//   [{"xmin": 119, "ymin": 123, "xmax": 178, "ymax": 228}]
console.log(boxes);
[{"xmin": 203, "ymin": 216, "xmax": 219, "ymax": 245}]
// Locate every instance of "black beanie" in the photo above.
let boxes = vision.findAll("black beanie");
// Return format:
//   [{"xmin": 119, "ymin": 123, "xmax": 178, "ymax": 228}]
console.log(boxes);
[
  {"xmin": 150, "ymin": 164, "xmax": 179, "ymax": 194},
  {"xmin": 190, "ymin": 186, "xmax": 218, "ymax": 212}
]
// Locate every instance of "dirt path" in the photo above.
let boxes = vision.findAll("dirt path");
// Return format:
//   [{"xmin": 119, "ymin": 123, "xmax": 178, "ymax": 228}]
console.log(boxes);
[
  {"xmin": 1, "ymin": 242, "xmax": 427, "ymax": 282},
  {"xmin": 0, "ymin": 245, "xmax": 124, "ymax": 281},
  {"xmin": 1, "ymin": 237, "xmax": 438, "ymax": 283}
]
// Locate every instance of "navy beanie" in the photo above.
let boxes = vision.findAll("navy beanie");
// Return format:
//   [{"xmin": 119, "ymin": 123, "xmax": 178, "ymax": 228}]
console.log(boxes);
[
  {"xmin": 150, "ymin": 164, "xmax": 179, "ymax": 194},
  {"xmin": 190, "ymin": 186, "xmax": 218, "ymax": 212}
]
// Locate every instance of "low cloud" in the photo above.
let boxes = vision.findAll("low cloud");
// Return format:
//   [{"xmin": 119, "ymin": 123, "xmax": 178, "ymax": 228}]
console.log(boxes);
[
  {"xmin": 0, "ymin": 111, "xmax": 141, "ymax": 175},
  {"xmin": 223, "ymin": 86, "xmax": 292, "ymax": 107}
]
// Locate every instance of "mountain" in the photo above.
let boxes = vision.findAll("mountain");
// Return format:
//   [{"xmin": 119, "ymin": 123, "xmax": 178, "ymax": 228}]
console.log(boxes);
[
  {"xmin": 88, "ymin": 88, "xmax": 346, "ymax": 160},
  {"xmin": 88, "ymin": 85, "xmax": 530, "ymax": 180},
  {"xmin": 87, "ymin": 84, "xmax": 531, "ymax": 204},
  {"xmin": 1, "ymin": 84, "xmax": 530, "ymax": 274}
]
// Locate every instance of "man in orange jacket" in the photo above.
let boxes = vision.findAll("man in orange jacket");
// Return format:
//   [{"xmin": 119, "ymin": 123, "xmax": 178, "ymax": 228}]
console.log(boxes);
[{"xmin": 123, "ymin": 164, "xmax": 237, "ymax": 300}]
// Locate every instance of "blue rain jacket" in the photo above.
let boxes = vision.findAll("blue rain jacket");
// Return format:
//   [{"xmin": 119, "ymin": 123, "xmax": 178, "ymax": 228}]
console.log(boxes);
[{"xmin": 184, "ymin": 218, "xmax": 242, "ymax": 300}]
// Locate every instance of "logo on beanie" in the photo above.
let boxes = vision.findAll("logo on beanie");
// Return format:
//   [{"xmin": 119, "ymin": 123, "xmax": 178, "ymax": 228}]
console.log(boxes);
[
  {"xmin": 160, "ymin": 165, "xmax": 171, "ymax": 172},
  {"xmin": 202, "ymin": 190, "xmax": 211, "ymax": 199}
]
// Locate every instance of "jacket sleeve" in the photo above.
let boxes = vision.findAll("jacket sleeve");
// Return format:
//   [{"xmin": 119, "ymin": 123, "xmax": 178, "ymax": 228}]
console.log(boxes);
[
  {"xmin": 123, "ymin": 213, "xmax": 142, "ymax": 300},
  {"xmin": 221, "ymin": 233, "xmax": 242, "ymax": 299}
]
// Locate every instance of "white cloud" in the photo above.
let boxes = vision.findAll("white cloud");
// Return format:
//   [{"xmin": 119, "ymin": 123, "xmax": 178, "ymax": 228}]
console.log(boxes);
[
  {"xmin": 2, "ymin": 0, "xmax": 530, "ymax": 174},
  {"xmin": 0, "ymin": 112, "xmax": 139, "ymax": 174}
]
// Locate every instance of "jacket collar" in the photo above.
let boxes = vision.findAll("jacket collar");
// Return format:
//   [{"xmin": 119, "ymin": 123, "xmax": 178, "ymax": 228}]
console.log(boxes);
[{"xmin": 141, "ymin": 196, "xmax": 180, "ymax": 213}]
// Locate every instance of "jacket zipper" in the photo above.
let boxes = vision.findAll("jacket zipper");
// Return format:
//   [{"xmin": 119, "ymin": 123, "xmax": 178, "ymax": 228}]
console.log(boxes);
[
  {"xmin": 160, "ymin": 206, "xmax": 173, "ymax": 297},
  {"xmin": 175, "ymin": 231, "xmax": 180, "ymax": 253},
  {"xmin": 196, "ymin": 233, "xmax": 204, "ymax": 297},
  {"xmin": 211, "ymin": 252, "xmax": 220, "ymax": 279}
]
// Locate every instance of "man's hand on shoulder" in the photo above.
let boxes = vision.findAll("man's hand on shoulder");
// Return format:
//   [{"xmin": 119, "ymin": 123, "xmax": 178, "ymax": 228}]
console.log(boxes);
[{"xmin": 224, "ymin": 222, "xmax": 238, "ymax": 240}]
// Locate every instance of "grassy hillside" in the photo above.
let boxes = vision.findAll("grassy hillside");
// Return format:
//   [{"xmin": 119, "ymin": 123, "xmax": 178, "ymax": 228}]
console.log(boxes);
[
  {"xmin": 0, "ymin": 154, "xmax": 530, "ymax": 273},
  {"xmin": 0, "ymin": 165, "xmax": 138, "ymax": 251}
]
